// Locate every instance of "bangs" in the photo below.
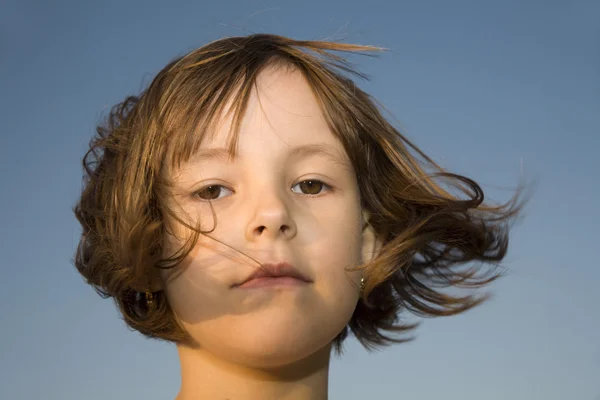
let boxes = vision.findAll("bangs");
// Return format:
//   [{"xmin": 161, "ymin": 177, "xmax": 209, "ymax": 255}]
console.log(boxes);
[
  {"xmin": 158, "ymin": 61, "xmax": 252, "ymax": 171},
  {"xmin": 147, "ymin": 38, "xmax": 380, "ymax": 175},
  {"xmin": 158, "ymin": 54, "xmax": 311, "ymax": 175}
]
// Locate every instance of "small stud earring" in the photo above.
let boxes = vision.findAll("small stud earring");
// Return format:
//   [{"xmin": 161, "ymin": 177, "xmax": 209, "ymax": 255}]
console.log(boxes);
[
  {"xmin": 359, "ymin": 276, "xmax": 365, "ymax": 295},
  {"xmin": 145, "ymin": 291, "xmax": 154, "ymax": 307}
]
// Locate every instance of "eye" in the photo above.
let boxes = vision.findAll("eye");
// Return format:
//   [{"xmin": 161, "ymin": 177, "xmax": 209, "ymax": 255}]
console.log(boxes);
[
  {"xmin": 193, "ymin": 185, "xmax": 233, "ymax": 201},
  {"xmin": 291, "ymin": 179, "xmax": 331, "ymax": 196}
]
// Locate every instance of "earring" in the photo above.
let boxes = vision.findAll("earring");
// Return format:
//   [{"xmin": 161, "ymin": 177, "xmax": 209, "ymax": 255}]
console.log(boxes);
[
  {"xmin": 145, "ymin": 290, "xmax": 154, "ymax": 307},
  {"xmin": 359, "ymin": 276, "xmax": 365, "ymax": 295}
]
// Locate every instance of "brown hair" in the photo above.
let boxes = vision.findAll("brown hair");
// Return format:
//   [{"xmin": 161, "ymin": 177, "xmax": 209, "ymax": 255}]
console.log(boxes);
[{"xmin": 73, "ymin": 33, "xmax": 524, "ymax": 355}]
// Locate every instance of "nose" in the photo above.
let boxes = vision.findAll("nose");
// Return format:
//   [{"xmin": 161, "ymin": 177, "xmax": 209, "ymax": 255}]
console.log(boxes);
[{"xmin": 245, "ymin": 190, "xmax": 297, "ymax": 242}]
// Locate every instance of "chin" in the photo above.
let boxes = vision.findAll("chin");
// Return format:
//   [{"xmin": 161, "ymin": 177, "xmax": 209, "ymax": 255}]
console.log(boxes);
[
  {"xmin": 176, "ymin": 289, "xmax": 359, "ymax": 369},
  {"xmin": 187, "ymin": 319, "xmax": 338, "ymax": 369}
]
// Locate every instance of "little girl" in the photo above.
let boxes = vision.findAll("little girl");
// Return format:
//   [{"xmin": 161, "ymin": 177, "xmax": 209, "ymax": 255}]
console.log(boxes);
[{"xmin": 74, "ymin": 33, "xmax": 522, "ymax": 399}]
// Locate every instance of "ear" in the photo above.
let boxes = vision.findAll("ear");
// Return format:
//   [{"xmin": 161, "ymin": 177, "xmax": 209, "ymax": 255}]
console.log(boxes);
[{"xmin": 360, "ymin": 211, "xmax": 383, "ymax": 264}]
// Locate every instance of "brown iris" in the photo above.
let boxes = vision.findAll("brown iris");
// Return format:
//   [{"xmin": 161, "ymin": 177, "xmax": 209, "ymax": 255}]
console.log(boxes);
[
  {"xmin": 195, "ymin": 186, "xmax": 222, "ymax": 200},
  {"xmin": 297, "ymin": 180, "xmax": 323, "ymax": 195}
]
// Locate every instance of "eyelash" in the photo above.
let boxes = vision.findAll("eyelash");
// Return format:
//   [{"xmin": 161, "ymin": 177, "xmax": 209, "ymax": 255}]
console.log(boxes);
[{"xmin": 192, "ymin": 179, "xmax": 333, "ymax": 201}]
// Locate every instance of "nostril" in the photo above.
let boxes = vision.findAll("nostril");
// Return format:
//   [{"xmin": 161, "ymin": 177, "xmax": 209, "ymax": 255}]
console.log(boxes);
[{"xmin": 256, "ymin": 226, "xmax": 289, "ymax": 234}]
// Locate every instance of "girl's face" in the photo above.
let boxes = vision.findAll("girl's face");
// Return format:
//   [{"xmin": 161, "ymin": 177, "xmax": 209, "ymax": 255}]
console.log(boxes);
[{"xmin": 162, "ymin": 66, "xmax": 379, "ymax": 368}]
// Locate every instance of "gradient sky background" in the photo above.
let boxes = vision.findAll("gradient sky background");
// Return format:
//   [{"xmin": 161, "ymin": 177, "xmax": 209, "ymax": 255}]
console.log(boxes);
[{"xmin": 1, "ymin": 0, "xmax": 599, "ymax": 399}]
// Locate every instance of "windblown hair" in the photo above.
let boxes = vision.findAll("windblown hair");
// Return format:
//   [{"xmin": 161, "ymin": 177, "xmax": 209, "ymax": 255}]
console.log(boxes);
[{"xmin": 73, "ymin": 33, "xmax": 524, "ymax": 354}]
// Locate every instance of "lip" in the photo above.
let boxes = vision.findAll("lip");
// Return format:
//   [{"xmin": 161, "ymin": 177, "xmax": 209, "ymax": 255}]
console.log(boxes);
[{"xmin": 232, "ymin": 262, "xmax": 312, "ymax": 289}]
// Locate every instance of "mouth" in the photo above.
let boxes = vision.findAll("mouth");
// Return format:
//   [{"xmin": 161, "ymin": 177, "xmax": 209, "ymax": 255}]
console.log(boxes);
[{"xmin": 232, "ymin": 262, "xmax": 312, "ymax": 289}]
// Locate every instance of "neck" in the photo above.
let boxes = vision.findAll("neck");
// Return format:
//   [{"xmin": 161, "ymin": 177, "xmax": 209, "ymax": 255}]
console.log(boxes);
[{"xmin": 174, "ymin": 343, "xmax": 332, "ymax": 400}]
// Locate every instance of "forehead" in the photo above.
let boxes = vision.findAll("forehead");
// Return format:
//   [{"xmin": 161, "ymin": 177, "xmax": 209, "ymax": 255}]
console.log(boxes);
[{"xmin": 203, "ymin": 65, "xmax": 342, "ymax": 153}]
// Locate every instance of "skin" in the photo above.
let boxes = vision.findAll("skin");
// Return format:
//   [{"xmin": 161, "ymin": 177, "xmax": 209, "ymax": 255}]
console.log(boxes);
[{"xmin": 161, "ymin": 64, "xmax": 381, "ymax": 400}]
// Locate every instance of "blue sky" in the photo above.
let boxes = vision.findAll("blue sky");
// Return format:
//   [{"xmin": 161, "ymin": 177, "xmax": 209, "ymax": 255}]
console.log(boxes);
[{"xmin": 1, "ymin": 0, "xmax": 598, "ymax": 399}]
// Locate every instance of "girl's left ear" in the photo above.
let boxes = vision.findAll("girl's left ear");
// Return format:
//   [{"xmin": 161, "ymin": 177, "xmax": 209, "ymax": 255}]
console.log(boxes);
[{"xmin": 360, "ymin": 211, "xmax": 383, "ymax": 264}]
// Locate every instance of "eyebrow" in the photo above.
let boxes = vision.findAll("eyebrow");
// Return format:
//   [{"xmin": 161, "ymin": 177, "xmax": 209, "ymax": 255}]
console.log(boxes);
[
  {"xmin": 290, "ymin": 143, "xmax": 349, "ymax": 167},
  {"xmin": 191, "ymin": 143, "xmax": 350, "ymax": 167}
]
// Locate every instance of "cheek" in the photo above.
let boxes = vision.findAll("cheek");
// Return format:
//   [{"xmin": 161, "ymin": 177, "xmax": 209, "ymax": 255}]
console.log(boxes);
[
  {"xmin": 161, "ymin": 248, "xmax": 237, "ymax": 330},
  {"xmin": 162, "ymin": 199, "xmax": 218, "ymax": 241},
  {"xmin": 306, "ymin": 205, "xmax": 364, "ymax": 317},
  {"xmin": 161, "ymin": 232, "xmax": 249, "ymax": 328}
]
